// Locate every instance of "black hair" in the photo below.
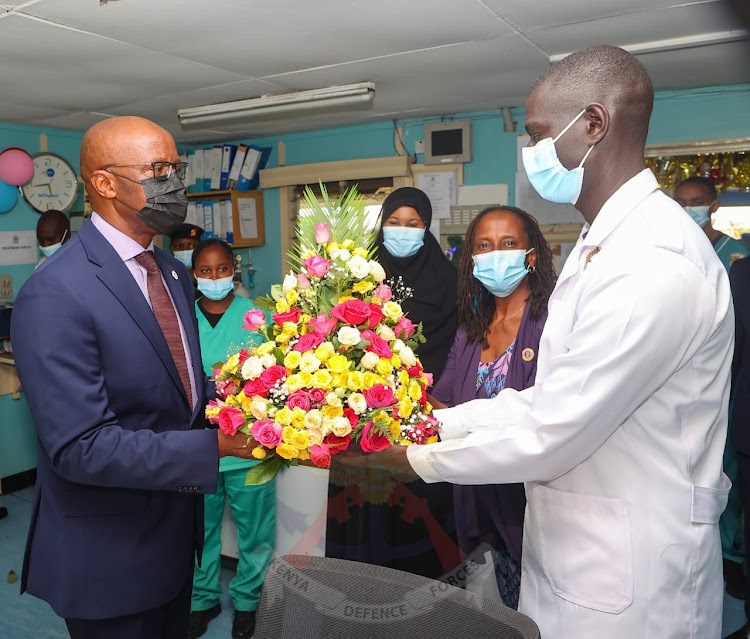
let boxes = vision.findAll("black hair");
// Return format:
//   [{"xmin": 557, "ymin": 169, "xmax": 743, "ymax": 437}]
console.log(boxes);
[
  {"xmin": 675, "ymin": 176, "xmax": 718, "ymax": 202},
  {"xmin": 458, "ymin": 206, "xmax": 556, "ymax": 347},
  {"xmin": 191, "ymin": 238, "xmax": 234, "ymax": 269}
]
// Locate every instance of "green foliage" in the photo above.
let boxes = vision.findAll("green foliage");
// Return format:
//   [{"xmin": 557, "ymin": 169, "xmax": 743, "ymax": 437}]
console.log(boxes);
[
  {"xmin": 253, "ymin": 296, "xmax": 276, "ymax": 312},
  {"xmin": 245, "ymin": 456, "xmax": 282, "ymax": 485}
]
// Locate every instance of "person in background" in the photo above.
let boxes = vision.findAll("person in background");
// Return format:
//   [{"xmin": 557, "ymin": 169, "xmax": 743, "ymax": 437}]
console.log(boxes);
[
  {"xmin": 674, "ymin": 175, "xmax": 748, "ymax": 599},
  {"xmin": 35, "ymin": 208, "xmax": 70, "ymax": 269},
  {"xmin": 189, "ymin": 238, "xmax": 276, "ymax": 639},
  {"xmin": 674, "ymin": 176, "xmax": 749, "ymax": 270},
  {"xmin": 170, "ymin": 223, "xmax": 204, "ymax": 280},
  {"xmin": 432, "ymin": 206, "xmax": 555, "ymax": 608},
  {"xmin": 325, "ymin": 186, "xmax": 461, "ymax": 580}
]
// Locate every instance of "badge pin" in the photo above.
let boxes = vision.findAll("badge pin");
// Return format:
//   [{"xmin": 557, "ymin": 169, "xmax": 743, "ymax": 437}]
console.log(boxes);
[
  {"xmin": 584, "ymin": 247, "xmax": 601, "ymax": 271},
  {"xmin": 171, "ymin": 270, "xmax": 179, "ymax": 280},
  {"xmin": 522, "ymin": 347, "xmax": 535, "ymax": 362}
]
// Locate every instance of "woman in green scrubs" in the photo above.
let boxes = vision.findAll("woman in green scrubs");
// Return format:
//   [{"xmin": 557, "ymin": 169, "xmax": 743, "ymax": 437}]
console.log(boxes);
[{"xmin": 188, "ymin": 239, "xmax": 276, "ymax": 639}]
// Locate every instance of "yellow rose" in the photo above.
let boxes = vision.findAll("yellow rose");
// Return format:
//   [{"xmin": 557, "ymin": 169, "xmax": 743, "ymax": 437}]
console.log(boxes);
[
  {"xmin": 299, "ymin": 352, "xmax": 321, "ymax": 374},
  {"xmin": 304, "ymin": 410, "xmax": 323, "ymax": 430},
  {"xmin": 352, "ymin": 280, "xmax": 375, "ymax": 295},
  {"xmin": 338, "ymin": 295, "xmax": 356, "ymax": 303},
  {"xmin": 205, "ymin": 406, "xmax": 221, "ymax": 420},
  {"xmin": 361, "ymin": 351, "xmax": 379, "ymax": 370},
  {"xmin": 326, "ymin": 355, "xmax": 351, "ymax": 374},
  {"xmin": 323, "ymin": 405, "xmax": 344, "ymax": 419},
  {"xmin": 353, "ymin": 247, "xmax": 369, "ymax": 258},
  {"xmin": 314, "ymin": 343, "xmax": 333, "ymax": 362},
  {"xmin": 396, "ymin": 384, "xmax": 408, "ymax": 401},
  {"xmin": 398, "ymin": 370, "xmax": 410, "ymax": 386},
  {"xmin": 298, "ymin": 448, "xmax": 310, "ymax": 461},
  {"xmin": 255, "ymin": 341, "xmax": 276, "ymax": 356},
  {"xmin": 285, "ymin": 374, "xmax": 303, "ymax": 393},
  {"xmin": 252, "ymin": 446, "xmax": 267, "ymax": 460},
  {"xmin": 331, "ymin": 416, "xmax": 353, "ymax": 437},
  {"xmin": 286, "ymin": 289, "xmax": 299, "ymax": 305},
  {"xmin": 347, "ymin": 392, "xmax": 367, "ymax": 414},
  {"xmin": 399, "ymin": 439, "xmax": 413, "ymax": 446},
  {"xmin": 291, "ymin": 409, "xmax": 306, "ymax": 429},
  {"xmin": 224, "ymin": 394, "xmax": 240, "ymax": 408},
  {"xmin": 346, "ymin": 371, "xmax": 364, "ymax": 391},
  {"xmin": 276, "ymin": 298, "xmax": 290, "ymax": 313},
  {"xmin": 312, "ymin": 370, "xmax": 333, "ymax": 389},
  {"xmin": 390, "ymin": 420, "xmax": 401, "ymax": 441},
  {"xmin": 408, "ymin": 381, "xmax": 423, "ymax": 402},
  {"xmin": 284, "ymin": 351, "xmax": 302, "ymax": 370},
  {"xmin": 290, "ymin": 430, "xmax": 310, "ymax": 450},
  {"xmin": 276, "ymin": 407, "xmax": 293, "ymax": 426},
  {"xmin": 363, "ymin": 372, "xmax": 380, "ymax": 389},
  {"xmin": 376, "ymin": 358, "xmax": 393, "ymax": 376},
  {"xmin": 326, "ymin": 241, "xmax": 339, "ymax": 255},
  {"xmin": 276, "ymin": 443, "xmax": 298, "ymax": 460},
  {"xmin": 222, "ymin": 353, "xmax": 240, "ymax": 375},
  {"xmin": 299, "ymin": 372, "xmax": 314, "ymax": 387},
  {"xmin": 398, "ymin": 398, "xmax": 414, "ymax": 419},
  {"xmin": 342, "ymin": 239, "xmax": 354, "ymax": 249},
  {"xmin": 426, "ymin": 435, "xmax": 439, "ymax": 445},
  {"xmin": 382, "ymin": 301, "xmax": 404, "ymax": 321},
  {"xmin": 282, "ymin": 425, "xmax": 296, "ymax": 443},
  {"xmin": 390, "ymin": 354, "xmax": 402, "ymax": 369},
  {"xmin": 307, "ymin": 428, "xmax": 323, "ymax": 447}
]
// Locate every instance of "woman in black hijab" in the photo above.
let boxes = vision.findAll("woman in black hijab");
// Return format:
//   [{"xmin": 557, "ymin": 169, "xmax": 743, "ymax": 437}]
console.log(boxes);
[
  {"xmin": 376, "ymin": 187, "xmax": 459, "ymax": 383},
  {"xmin": 325, "ymin": 187, "xmax": 461, "ymax": 579}
]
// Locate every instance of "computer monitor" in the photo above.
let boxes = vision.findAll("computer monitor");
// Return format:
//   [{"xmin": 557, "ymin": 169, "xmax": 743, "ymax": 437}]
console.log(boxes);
[{"xmin": 423, "ymin": 120, "xmax": 472, "ymax": 165}]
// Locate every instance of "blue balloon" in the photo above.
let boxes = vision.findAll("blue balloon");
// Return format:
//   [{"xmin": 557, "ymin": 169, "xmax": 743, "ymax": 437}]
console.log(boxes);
[{"xmin": 0, "ymin": 179, "xmax": 17, "ymax": 214}]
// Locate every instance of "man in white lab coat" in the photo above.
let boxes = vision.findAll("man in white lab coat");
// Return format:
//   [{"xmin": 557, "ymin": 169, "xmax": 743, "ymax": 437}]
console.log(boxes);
[{"xmin": 372, "ymin": 45, "xmax": 733, "ymax": 638}]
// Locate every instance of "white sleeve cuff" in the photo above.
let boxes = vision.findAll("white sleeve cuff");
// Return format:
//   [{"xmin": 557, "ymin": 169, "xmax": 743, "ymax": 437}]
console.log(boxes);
[
  {"xmin": 407, "ymin": 444, "xmax": 444, "ymax": 484},
  {"xmin": 433, "ymin": 406, "xmax": 469, "ymax": 441}
]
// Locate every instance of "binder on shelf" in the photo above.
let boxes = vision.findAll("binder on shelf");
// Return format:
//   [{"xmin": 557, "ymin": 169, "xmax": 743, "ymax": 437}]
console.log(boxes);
[
  {"xmin": 201, "ymin": 201, "xmax": 215, "ymax": 239},
  {"xmin": 209, "ymin": 146, "xmax": 223, "ymax": 190},
  {"xmin": 185, "ymin": 151, "xmax": 196, "ymax": 189},
  {"xmin": 201, "ymin": 149, "xmax": 212, "ymax": 191},
  {"xmin": 219, "ymin": 144, "xmax": 236, "ymax": 190},
  {"xmin": 227, "ymin": 144, "xmax": 248, "ymax": 190},
  {"xmin": 236, "ymin": 145, "xmax": 271, "ymax": 192},
  {"xmin": 186, "ymin": 201, "xmax": 199, "ymax": 228}
]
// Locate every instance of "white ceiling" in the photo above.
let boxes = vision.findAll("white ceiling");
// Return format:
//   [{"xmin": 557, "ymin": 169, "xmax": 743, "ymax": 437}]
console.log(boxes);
[{"xmin": 0, "ymin": 0, "xmax": 747, "ymax": 143}]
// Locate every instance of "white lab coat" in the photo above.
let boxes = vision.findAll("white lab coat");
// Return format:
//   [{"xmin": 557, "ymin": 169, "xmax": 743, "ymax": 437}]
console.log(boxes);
[{"xmin": 408, "ymin": 170, "xmax": 733, "ymax": 638}]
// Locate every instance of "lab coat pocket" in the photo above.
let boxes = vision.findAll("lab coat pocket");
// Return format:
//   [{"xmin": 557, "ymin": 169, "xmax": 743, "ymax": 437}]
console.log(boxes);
[
  {"xmin": 691, "ymin": 472, "xmax": 731, "ymax": 524},
  {"xmin": 531, "ymin": 483, "xmax": 633, "ymax": 614}
]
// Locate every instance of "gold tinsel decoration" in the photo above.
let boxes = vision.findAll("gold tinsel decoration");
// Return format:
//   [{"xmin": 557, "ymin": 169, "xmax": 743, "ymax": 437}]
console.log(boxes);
[{"xmin": 645, "ymin": 152, "xmax": 750, "ymax": 196}]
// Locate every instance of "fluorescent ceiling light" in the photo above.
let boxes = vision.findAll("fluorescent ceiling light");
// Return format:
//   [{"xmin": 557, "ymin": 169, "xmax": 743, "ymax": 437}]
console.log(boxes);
[
  {"xmin": 549, "ymin": 30, "xmax": 750, "ymax": 62},
  {"xmin": 178, "ymin": 82, "xmax": 375, "ymax": 127}
]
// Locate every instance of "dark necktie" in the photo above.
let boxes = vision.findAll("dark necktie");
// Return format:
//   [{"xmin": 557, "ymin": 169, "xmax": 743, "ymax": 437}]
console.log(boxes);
[{"xmin": 135, "ymin": 250, "xmax": 193, "ymax": 404}]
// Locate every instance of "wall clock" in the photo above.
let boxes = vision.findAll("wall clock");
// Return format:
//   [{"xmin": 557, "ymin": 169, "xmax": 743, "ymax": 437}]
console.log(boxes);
[{"xmin": 20, "ymin": 152, "xmax": 79, "ymax": 213}]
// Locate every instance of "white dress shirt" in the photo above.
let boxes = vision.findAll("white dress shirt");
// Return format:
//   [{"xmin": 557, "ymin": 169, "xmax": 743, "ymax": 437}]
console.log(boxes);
[
  {"xmin": 91, "ymin": 213, "xmax": 197, "ymax": 408},
  {"xmin": 408, "ymin": 170, "xmax": 733, "ymax": 638}
]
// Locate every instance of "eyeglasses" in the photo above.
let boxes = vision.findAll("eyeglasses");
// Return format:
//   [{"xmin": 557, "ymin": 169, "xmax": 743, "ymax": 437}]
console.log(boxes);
[{"xmin": 102, "ymin": 161, "xmax": 188, "ymax": 182}]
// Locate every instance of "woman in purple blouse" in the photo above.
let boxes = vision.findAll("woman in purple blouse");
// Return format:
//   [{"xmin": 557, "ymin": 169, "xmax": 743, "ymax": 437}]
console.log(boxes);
[{"xmin": 432, "ymin": 205, "xmax": 556, "ymax": 608}]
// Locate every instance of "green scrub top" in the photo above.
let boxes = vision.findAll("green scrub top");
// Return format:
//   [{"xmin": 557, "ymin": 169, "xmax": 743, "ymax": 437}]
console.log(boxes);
[
  {"xmin": 714, "ymin": 234, "xmax": 750, "ymax": 272},
  {"xmin": 197, "ymin": 295, "xmax": 267, "ymax": 473}
]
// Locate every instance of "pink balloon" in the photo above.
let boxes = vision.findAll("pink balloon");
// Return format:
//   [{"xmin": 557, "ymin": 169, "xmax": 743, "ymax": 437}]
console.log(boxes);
[{"xmin": 0, "ymin": 148, "xmax": 35, "ymax": 186}]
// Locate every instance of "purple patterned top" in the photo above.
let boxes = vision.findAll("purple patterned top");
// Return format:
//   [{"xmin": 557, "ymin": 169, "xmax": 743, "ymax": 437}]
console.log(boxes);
[{"xmin": 476, "ymin": 339, "xmax": 516, "ymax": 398}]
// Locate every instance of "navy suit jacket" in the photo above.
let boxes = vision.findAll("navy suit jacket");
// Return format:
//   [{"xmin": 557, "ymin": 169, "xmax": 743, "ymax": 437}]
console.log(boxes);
[
  {"xmin": 731, "ymin": 257, "xmax": 750, "ymax": 455},
  {"xmin": 11, "ymin": 219, "xmax": 219, "ymax": 620}
]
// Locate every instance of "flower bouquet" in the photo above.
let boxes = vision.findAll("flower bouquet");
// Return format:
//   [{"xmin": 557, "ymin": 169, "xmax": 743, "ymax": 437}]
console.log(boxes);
[{"xmin": 206, "ymin": 184, "xmax": 439, "ymax": 485}]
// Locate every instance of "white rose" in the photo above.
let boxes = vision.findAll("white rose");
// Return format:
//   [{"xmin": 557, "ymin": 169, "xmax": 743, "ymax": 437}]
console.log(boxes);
[
  {"xmin": 321, "ymin": 418, "xmax": 334, "ymax": 436},
  {"xmin": 368, "ymin": 260, "xmax": 386, "ymax": 282},
  {"xmin": 241, "ymin": 356, "xmax": 263, "ymax": 380},
  {"xmin": 299, "ymin": 352, "xmax": 321, "ymax": 373},
  {"xmin": 347, "ymin": 392, "xmax": 368, "ymax": 414},
  {"xmin": 337, "ymin": 326, "xmax": 361, "ymax": 347},
  {"xmin": 337, "ymin": 248, "xmax": 351, "ymax": 262},
  {"xmin": 376, "ymin": 324, "xmax": 396, "ymax": 342},
  {"xmin": 361, "ymin": 351, "xmax": 380, "ymax": 369},
  {"xmin": 347, "ymin": 255, "xmax": 370, "ymax": 279},
  {"xmin": 249, "ymin": 399, "xmax": 268, "ymax": 420},
  {"xmin": 331, "ymin": 416, "xmax": 353, "ymax": 437},
  {"xmin": 259, "ymin": 354, "xmax": 276, "ymax": 369},
  {"xmin": 399, "ymin": 346, "xmax": 417, "ymax": 368},
  {"xmin": 282, "ymin": 272, "xmax": 297, "ymax": 293},
  {"xmin": 325, "ymin": 392, "xmax": 342, "ymax": 407},
  {"xmin": 304, "ymin": 409, "xmax": 323, "ymax": 430},
  {"xmin": 392, "ymin": 339, "xmax": 406, "ymax": 354},
  {"xmin": 307, "ymin": 428, "xmax": 323, "ymax": 447}
]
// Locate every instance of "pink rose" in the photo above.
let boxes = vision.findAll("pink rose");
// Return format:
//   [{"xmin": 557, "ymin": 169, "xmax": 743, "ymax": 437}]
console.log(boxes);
[
  {"xmin": 395, "ymin": 317, "xmax": 416, "ymax": 339},
  {"xmin": 205, "ymin": 399, "xmax": 224, "ymax": 425},
  {"xmin": 210, "ymin": 368, "xmax": 221, "ymax": 380},
  {"xmin": 243, "ymin": 378, "xmax": 268, "ymax": 398},
  {"xmin": 294, "ymin": 333, "xmax": 324, "ymax": 353},
  {"xmin": 308, "ymin": 388, "xmax": 326, "ymax": 405},
  {"xmin": 359, "ymin": 421, "xmax": 391, "ymax": 453},
  {"xmin": 302, "ymin": 255, "xmax": 330, "ymax": 278},
  {"xmin": 324, "ymin": 433, "xmax": 351, "ymax": 455},
  {"xmin": 238, "ymin": 348, "xmax": 250, "ymax": 366},
  {"xmin": 342, "ymin": 407, "xmax": 359, "ymax": 429},
  {"xmin": 215, "ymin": 379, "xmax": 238, "ymax": 400},
  {"xmin": 423, "ymin": 372, "xmax": 433, "ymax": 388},
  {"xmin": 260, "ymin": 365, "xmax": 286, "ymax": 390},
  {"xmin": 218, "ymin": 406, "xmax": 244, "ymax": 435},
  {"xmin": 272, "ymin": 308, "xmax": 301, "ymax": 326},
  {"xmin": 251, "ymin": 419, "xmax": 283, "ymax": 447},
  {"xmin": 330, "ymin": 299, "xmax": 371, "ymax": 326},
  {"xmin": 286, "ymin": 391, "xmax": 311, "ymax": 411},
  {"xmin": 310, "ymin": 443, "xmax": 332, "ymax": 468},
  {"xmin": 372, "ymin": 284, "xmax": 392, "ymax": 303},
  {"xmin": 360, "ymin": 329, "xmax": 393, "ymax": 359},
  {"xmin": 310, "ymin": 314, "xmax": 337, "ymax": 337},
  {"xmin": 363, "ymin": 385, "xmax": 395, "ymax": 408},
  {"xmin": 315, "ymin": 223, "xmax": 331, "ymax": 244},
  {"xmin": 297, "ymin": 272, "xmax": 311, "ymax": 289},
  {"xmin": 367, "ymin": 303, "xmax": 385, "ymax": 329},
  {"xmin": 242, "ymin": 309, "xmax": 266, "ymax": 331}
]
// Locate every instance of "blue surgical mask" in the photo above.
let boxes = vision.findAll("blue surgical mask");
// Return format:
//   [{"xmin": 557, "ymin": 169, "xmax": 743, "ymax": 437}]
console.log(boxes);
[
  {"xmin": 383, "ymin": 227, "xmax": 425, "ymax": 258},
  {"xmin": 472, "ymin": 249, "xmax": 534, "ymax": 298},
  {"xmin": 196, "ymin": 275, "xmax": 234, "ymax": 301},
  {"xmin": 684, "ymin": 205, "xmax": 710, "ymax": 228},
  {"xmin": 522, "ymin": 109, "xmax": 595, "ymax": 205},
  {"xmin": 173, "ymin": 249, "xmax": 194, "ymax": 269},
  {"xmin": 39, "ymin": 229, "xmax": 68, "ymax": 258}
]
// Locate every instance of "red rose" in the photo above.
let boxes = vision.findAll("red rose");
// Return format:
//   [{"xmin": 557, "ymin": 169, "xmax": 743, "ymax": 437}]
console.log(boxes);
[
  {"xmin": 310, "ymin": 443, "xmax": 332, "ymax": 468},
  {"xmin": 364, "ymin": 384, "xmax": 395, "ymax": 408},
  {"xmin": 406, "ymin": 363, "xmax": 423, "ymax": 379},
  {"xmin": 272, "ymin": 308, "xmax": 301, "ymax": 326},
  {"xmin": 294, "ymin": 333, "xmax": 324, "ymax": 353},
  {"xmin": 260, "ymin": 365, "xmax": 287, "ymax": 390},
  {"xmin": 308, "ymin": 388, "xmax": 326, "ymax": 405},
  {"xmin": 218, "ymin": 406, "xmax": 244, "ymax": 436},
  {"xmin": 367, "ymin": 303, "xmax": 385, "ymax": 329},
  {"xmin": 342, "ymin": 407, "xmax": 358, "ymax": 428},
  {"xmin": 243, "ymin": 378, "xmax": 268, "ymax": 398},
  {"xmin": 359, "ymin": 421, "xmax": 391, "ymax": 453},
  {"xmin": 324, "ymin": 433, "xmax": 351, "ymax": 455},
  {"xmin": 286, "ymin": 391, "xmax": 311, "ymax": 411},
  {"xmin": 238, "ymin": 348, "xmax": 251, "ymax": 366},
  {"xmin": 361, "ymin": 329, "xmax": 393, "ymax": 359},
  {"xmin": 330, "ymin": 300, "xmax": 371, "ymax": 326}
]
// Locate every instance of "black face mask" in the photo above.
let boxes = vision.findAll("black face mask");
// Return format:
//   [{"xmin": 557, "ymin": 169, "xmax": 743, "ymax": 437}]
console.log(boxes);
[{"xmin": 113, "ymin": 173, "xmax": 188, "ymax": 235}]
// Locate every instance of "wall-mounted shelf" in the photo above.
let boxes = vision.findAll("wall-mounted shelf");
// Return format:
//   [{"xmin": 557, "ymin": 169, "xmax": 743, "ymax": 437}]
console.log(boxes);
[{"xmin": 187, "ymin": 190, "xmax": 265, "ymax": 248}]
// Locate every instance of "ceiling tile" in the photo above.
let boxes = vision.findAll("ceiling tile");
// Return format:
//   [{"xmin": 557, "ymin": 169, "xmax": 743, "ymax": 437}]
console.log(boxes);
[
  {"xmin": 32, "ymin": 111, "xmax": 113, "ymax": 131},
  {"xmin": 0, "ymin": 100, "xmax": 70, "ymax": 123}
]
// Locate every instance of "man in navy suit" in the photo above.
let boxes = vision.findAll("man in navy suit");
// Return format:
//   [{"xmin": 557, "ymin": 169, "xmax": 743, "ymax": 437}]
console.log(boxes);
[{"xmin": 12, "ymin": 116, "xmax": 255, "ymax": 639}]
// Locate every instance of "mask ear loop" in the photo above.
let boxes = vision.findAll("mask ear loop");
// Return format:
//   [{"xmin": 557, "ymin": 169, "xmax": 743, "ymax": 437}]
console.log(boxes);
[
  {"xmin": 553, "ymin": 109, "xmax": 587, "ymax": 143},
  {"xmin": 525, "ymin": 247, "xmax": 536, "ymax": 273},
  {"xmin": 577, "ymin": 144, "xmax": 595, "ymax": 169}
]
